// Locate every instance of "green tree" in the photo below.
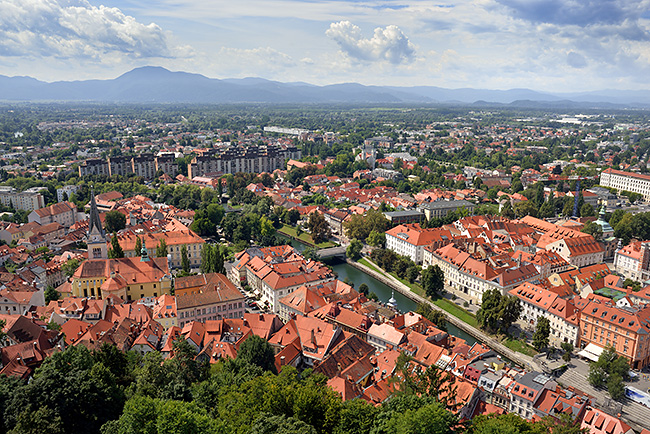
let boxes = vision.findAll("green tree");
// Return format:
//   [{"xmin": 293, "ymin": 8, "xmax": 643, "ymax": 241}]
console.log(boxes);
[
  {"xmin": 134, "ymin": 236, "xmax": 142, "ymax": 255},
  {"xmin": 581, "ymin": 221, "xmax": 603, "ymax": 242},
  {"xmin": 181, "ymin": 244, "xmax": 191, "ymax": 273},
  {"xmin": 500, "ymin": 201, "xmax": 515, "ymax": 219},
  {"xmin": 416, "ymin": 303, "xmax": 447, "ymax": 331},
  {"xmin": 250, "ymin": 413, "xmax": 316, "ymax": 434},
  {"xmin": 532, "ymin": 317, "xmax": 550, "ymax": 350},
  {"xmin": 108, "ymin": 235, "xmax": 124, "ymax": 259},
  {"xmin": 358, "ymin": 283, "xmax": 369, "ymax": 295},
  {"xmin": 237, "ymin": 335, "xmax": 277, "ymax": 374},
  {"xmin": 156, "ymin": 239, "xmax": 168, "ymax": 258},
  {"xmin": 307, "ymin": 212, "xmax": 331, "ymax": 244},
  {"xmin": 367, "ymin": 230, "xmax": 386, "ymax": 247},
  {"xmin": 421, "ymin": 265, "xmax": 444, "ymax": 297},
  {"xmin": 580, "ymin": 203, "xmax": 595, "ymax": 217},
  {"xmin": 333, "ymin": 397, "xmax": 378, "ymax": 434},
  {"xmin": 607, "ymin": 373, "xmax": 626, "ymax": 401},
  {"xmin": 406, "ymin": 266, "xmax": 420, "ymax": 283},
  {"xmin": 104, "ymin": 210, "xmax": 126, "ymax": 234},
  {"xmin": 61, "ymin": 258, "xmax": 80, "ymax": 277},
  {"xmin": 388, "ymin": 401, "xmax": 456, "ymax": 434},
  {"xmin": 346, "ymin": 239, "xmax": 363, "ymax": 260},
  {"xmin": 344, "ymin": 209, "xmax": 390, "ymax": 242},
  {"xmin": 477, "ymin": 289, "xmax": 521, "ymax": 334},
  {"xmin": 609, "ymin": 209, "xmax": 626, "ymax": 228},
  {"xmin": 44, "ymin": 285, "xmax": 60, "ymax": 304},
  {"xmin": 561, "ymin": 342, "xmax": 573, "ymax": 362}
]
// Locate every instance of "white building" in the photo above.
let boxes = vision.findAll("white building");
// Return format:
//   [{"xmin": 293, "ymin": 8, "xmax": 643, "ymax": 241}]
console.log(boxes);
[
  {"xmin": 0, "ymin": 186, "xmax": 45, "ymax": 211},
  {"xmin": 509, "ymin": 282, "xmax": 580, "ymax": 346},
  {"xmin": 431, "ymin": 244, "xmax": 540, "ymax": 303},
  {"xmin": 600, "ymin": 168, "xmax": 650, "ymax": 200},
  {"xmin": 385, "ymin": 223, "xmax": 446, "ymax": 264}
]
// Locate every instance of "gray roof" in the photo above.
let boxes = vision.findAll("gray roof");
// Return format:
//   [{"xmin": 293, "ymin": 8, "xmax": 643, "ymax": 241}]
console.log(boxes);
[
  {"xmin": 418, "ymin": 200, "xmax": 474, "ymax": 210},
  {"xmin": 383, "ymin": 210, "xmax": 424, "ymax": 218}
]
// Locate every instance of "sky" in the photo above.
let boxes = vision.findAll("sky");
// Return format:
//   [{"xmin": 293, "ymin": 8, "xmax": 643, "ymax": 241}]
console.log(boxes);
[{"xmin": 1, "ymin": 0, "xmax": 650, "ymax": 92}]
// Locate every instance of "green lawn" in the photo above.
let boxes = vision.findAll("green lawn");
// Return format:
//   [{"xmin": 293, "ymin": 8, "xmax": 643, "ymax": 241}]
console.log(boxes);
[
  {"xmin": 358, "ymin": 258, "xmax": 382, "ymax": 273},
  {"xmin": 278, "ymin": 225, "xmax": 336, "ymax": 248},
  {"xmin": 503, "ymin": 337, "xmax": 538, "ymax": 357},
  {"xmin": 432, "ymin": 297, "xmax": 479, "ymax": 328}
]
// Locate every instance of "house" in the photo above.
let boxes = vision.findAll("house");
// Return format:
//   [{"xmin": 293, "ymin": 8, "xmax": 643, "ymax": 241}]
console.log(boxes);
[
  {"xmin": 614, "ymin": 240, "xmax": 650, "ymax": 282},
  {"xmin": 176, "ymin": 274, "xmax": 245, "ymax": 327},
  {"xmin": 578, "ymin": 298, "xmax": 650, "ymax": 369},
  {"xmin": 113, "ymin": 229, "xmax": 205, "ymax": 269},
  {"xmin": 580, "ymin": 407, "xmax": 634, "ymax": 434},
  {"xmin": 366, "ymin": 323, "xmax": 406, "ymax": 353},
  {"xmin": 508, "ymin": 371, "xmax": 557, "ymax": 420},
  {"xmin": 386, "ymin": 223, "xmax": 453, "ymax": 264},
  {"xmin": 28, "ymin": 201, "xmax": 79, "ymax": 228},
  {"xmin": 510, "ymin": 282, "xmax": 580, "ymax": 346},
  {"xmin": 153, "ymin": 294, "xmax": 177, "ymax": 330}
]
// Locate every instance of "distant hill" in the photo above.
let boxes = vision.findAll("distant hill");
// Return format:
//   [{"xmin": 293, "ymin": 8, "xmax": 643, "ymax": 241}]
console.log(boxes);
[{"xmin": 0, "ymin": 66, "xmax": 649, "ymax": 107}]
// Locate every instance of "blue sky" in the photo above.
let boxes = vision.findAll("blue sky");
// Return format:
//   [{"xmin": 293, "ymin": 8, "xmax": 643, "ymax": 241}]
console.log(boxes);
[{"xmin": 0, "ymin": 0, "xmax": 649, "ymax": 92}]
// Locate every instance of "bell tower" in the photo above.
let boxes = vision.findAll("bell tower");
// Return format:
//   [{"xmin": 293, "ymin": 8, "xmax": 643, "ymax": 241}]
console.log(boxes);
[{"xmin": 86, "ymin": 189, "xmax": 108, "ymax": 260}]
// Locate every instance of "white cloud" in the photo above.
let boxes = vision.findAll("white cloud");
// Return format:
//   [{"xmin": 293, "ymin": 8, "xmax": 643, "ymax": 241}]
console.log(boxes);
[
  {"xmin": 0, "ymin": 0, "xmax": 190, "ymax": 59},
  {"xmin": 326, "ymin": 21, "xmax": 416, "ymax": 64},
  {"xmin": 214, "ymin": 47, "xmax": 295, "ymax": 76}
]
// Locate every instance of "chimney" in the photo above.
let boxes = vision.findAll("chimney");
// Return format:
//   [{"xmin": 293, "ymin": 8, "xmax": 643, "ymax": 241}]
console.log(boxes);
[
  {"xmin": 311, "ymin": 328, "xmax": 316, "ymax": 345},
  {"xmin": 280, "ymin": 356, "xmax": 286, "ymax": 366}
]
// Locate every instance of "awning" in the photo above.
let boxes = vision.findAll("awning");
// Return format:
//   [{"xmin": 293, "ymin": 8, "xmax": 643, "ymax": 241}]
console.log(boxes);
[{"xmin": 578, "ymin": 343, "xmax": 605, "ymax": 362}]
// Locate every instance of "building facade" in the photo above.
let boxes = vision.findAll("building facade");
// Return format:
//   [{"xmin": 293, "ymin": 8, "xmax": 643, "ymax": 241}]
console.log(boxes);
[{"xmin": 600, "ymin": 168, "xmax": 650, "ymax": 200}]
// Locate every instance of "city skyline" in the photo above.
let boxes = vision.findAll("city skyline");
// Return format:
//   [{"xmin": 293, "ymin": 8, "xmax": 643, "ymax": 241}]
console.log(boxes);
[{"xmin": 1, "ymin": 0, "xmax": 649, "ymax": 92}]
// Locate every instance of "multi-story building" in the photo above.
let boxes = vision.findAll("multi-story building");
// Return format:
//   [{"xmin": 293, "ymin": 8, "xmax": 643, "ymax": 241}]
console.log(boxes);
[
  {"xmin": 153, "ymin": 294, "xmax": 177, "ymax": 330},
  {"xmin": 600, "ymin": 168, "xmax": 650, "ymax": 200},
  {"xmin": 68, "ymin": 254, "xmax": 172, "ymax": 302},
  {"xmin": 131, "ymin": 153, "xmax": 156, "ymax": 179},
  {"xmin": 176, "ymin": 273, "xmax": 245, "ymax": 327},
  {"xmin": 56, "ymin": 185, "xmax": 79, "ymax": 202},
  {"xmin": 28, "ymin": 201, "xmax": 79, "ymax": 228},
  {"xmin": 537, "ymin": 226, "xmax": 605, "ymax": 268},
  {"xmin": 188, "ymin": 144, "xmax": 301, "ymax": 178},
  {"xmin": 509, "ymin": 372, "xmax": 557, "ymax": 420},
  {"xmin": 509, "ymin": 282, "xmax": 580, "ymax": 346},
  {"xmin": 78, "ymin": 158, "xmax": 109, "ymax": 177},
  {"xmin": 108, "ymin": 156, "xmax": 133, "ymax": 177},
  {"xmin": 431, "ymin": 243, "xmax": 540, "ymax": 303},
  {"xmin": 386, "ymin": 223, "xmax": 453, "ymax": 264},
  {"xmin": 417, "ymin": 200, "xmax": 475, "ymax": 221},
  {"xmin": 249, "ymin": 259, "xmax": 336, "ymax": 313},
  {"xmin": 578, "ymin": 299, "xmax": 650, "ymax": 369},
  {"xmin": 155, "ymin": 153, "xmax": 179, "ymax": 177},
  {"xmin": 614, "ymin": 240, "xmax": 650, "ymax": 282},
  {"xmin": 0, "ymin": 187, "xmax": 45, "ymax": 212},
  {"xmin": 112, "ymin": 230, "xmax": 205, "ymax": 269}
]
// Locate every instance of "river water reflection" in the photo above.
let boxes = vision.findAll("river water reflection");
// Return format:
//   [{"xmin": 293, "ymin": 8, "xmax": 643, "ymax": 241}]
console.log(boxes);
[{"xmin": 276, "ymin": 234, "xmax": 476, "ymax": 345}]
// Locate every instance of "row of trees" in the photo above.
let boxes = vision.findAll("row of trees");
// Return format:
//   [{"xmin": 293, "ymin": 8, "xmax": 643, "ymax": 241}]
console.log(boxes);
[
  {"xmin": 0, "ymin": 327, "xmax": 589, "ymax": 434},
  {"xmin": 369, "ymin": 249, "xmax": 421, "ymax": 284}
]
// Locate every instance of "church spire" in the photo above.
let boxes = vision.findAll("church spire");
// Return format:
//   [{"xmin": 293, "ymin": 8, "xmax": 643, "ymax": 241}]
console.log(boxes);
[{"xmin": 88, "ymin": 188, "xmax": 104, "ymax": 237}]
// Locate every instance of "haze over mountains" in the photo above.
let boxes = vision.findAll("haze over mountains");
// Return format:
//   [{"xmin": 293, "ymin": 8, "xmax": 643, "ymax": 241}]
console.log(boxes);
[{"xmin": 1, "ymin": 66, "xmax": 649, "ymax": 108}]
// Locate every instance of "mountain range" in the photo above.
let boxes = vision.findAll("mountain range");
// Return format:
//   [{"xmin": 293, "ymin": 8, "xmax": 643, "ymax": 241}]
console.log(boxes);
[{"xmin": 1, "ymin": 66, "xmax": 649, "ymax": 108}]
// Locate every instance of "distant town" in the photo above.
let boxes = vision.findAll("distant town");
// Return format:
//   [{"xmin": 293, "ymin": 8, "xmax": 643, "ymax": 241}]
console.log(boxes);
[{"xmin": 2, "ymin": 104, "xmax": 650, "ymax": 433}]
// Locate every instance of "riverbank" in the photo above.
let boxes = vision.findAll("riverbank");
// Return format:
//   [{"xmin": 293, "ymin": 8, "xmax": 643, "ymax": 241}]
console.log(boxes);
[
  {"xmin": 277, "ymin": 225, "xmax": 337, "ymax": 248},
  {"xmin": 347, "ymin": 257, "xmax": 534, "ymax": 369}
]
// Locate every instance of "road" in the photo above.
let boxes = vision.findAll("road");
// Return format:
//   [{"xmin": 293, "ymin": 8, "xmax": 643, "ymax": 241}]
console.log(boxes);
[{"xmin": 556, "ymin": 358, "xmax": 650, "ymax": 430}]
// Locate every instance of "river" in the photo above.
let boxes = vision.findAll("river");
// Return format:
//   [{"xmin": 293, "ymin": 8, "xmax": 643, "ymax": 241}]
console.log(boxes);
[{"xmin": 276, "ymin": 233, "xmax": 477, "ymax": 345}]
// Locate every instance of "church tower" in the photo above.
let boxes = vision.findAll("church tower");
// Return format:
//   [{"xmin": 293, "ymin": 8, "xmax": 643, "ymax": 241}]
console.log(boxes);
[{"xmin": 86, "ymin": 189, "xmax": 108, "ymax": 260}]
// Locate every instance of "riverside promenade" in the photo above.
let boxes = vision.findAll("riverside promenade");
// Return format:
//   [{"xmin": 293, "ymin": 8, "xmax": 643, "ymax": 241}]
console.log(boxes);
[
  {"xmin": 347, "ymin": 257, "xmax": 650, "ymax": 431},
  {"xmin": 346, "ymin": 257, "xmax": 534, "ymax": 369}
]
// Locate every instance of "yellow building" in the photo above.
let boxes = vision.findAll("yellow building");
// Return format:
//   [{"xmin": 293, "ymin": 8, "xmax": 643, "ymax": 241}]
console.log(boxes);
[{"xmin": 70, "ymin": 254, "xmax": 172, "ymax": 302}]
